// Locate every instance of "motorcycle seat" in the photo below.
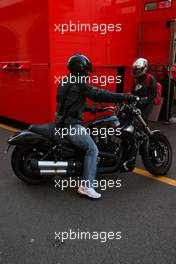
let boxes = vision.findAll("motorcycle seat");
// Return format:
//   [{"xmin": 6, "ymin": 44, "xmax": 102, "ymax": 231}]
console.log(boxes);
[
  {"xmin": 28, "ymin": 123, "xmax": 71, "ymax": 144},
  {"xmin": 29, "ymin": 123, "xmax": 54, "ymax": 138}
]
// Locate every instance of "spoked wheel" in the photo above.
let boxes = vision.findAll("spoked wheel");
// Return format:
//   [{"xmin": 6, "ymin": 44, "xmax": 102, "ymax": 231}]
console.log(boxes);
[
  {"xmin": 11, "ymin": 144, "xmax": 52, "ymax": 184},
  {"xmin": 142, "ymin": 132, "xmax": 172, "ymax": 176}
]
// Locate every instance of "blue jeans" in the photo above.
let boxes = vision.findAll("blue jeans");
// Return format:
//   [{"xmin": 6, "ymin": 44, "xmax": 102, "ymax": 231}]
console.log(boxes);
[{"xmin": 66, "ymin": 125, "xmax": 98, "ymax": 188}]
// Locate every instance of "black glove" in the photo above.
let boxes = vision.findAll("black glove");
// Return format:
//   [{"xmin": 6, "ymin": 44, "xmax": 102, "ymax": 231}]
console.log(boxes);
[
  {"xmin": 123, "ymin": 94, "xmax": 139, "ymax": 103},
  {"xmin": 138, "ymin": 97, "xmax": 148, "ymax": 106}
]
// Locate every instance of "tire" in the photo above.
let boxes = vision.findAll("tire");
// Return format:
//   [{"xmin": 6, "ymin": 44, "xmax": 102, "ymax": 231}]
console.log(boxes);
[
  {"xmin": 11, "ymin": 144, "xmax": 52, "ymax": 184},
  {"xmin": 142, "ymin": 132, "xmax": 172, "ymax": 176}
]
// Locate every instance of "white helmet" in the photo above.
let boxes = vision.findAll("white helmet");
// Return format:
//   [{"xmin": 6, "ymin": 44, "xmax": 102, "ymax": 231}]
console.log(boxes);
[{"xmin": 132, "ymin": 58, "xmax": 148, "ymax": 78}]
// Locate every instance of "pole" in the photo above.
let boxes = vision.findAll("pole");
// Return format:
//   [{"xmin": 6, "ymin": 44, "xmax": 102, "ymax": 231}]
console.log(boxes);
[{"xmin": 166, "ymin": 19, "xmax": 176, "ymax": 122}]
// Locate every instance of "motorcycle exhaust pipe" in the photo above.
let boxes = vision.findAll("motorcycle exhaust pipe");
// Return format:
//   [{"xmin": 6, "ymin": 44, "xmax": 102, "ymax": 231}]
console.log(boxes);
[
  {"xmin": 31, "ymin": 151, "xmax": 119, "ymax": 176},
  {"xmin": 31, "ymin": 160, "xmax": 77, "ymax": 170},
  {"xmin": 30, "ymin": 160, "xmax": 81, "ymax": 176},
  {"xmin": 40, "ymin": 169, "xmax": 67, "ymax": 175},
  {"xmin": 38, "ymin": 161, "xmax": 69, "ymax": 170}
]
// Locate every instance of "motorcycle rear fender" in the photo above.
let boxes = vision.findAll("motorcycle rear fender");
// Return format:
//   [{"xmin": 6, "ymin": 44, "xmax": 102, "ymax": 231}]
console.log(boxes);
[{"xmin": 8, "ymin": 130, "xmax": 51, "ymax": 146}]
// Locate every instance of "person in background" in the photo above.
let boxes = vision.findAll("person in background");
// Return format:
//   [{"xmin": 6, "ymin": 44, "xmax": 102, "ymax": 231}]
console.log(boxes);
[{"xmin": 131, "ymin": 58, "xmax": 157, "ymax": 121}]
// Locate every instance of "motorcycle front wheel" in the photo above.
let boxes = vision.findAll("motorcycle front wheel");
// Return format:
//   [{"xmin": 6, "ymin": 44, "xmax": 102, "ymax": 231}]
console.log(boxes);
[
  {"xmin": 11, "ymin": 144, "xmax": 52, "ymax": 184},
  {"xmin": 142, "ymin": 132, "xmax": 172, "ymax": 176}
]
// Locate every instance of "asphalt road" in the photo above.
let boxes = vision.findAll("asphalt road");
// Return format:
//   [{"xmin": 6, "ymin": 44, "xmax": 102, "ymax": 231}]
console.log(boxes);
[{"xmin": 0, "ymin": 123, "xmax": 176, "ymax": 264}]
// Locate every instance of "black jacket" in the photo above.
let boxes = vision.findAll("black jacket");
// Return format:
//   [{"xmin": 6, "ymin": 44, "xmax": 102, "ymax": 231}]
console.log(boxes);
[
  {"xmin": 56, "ymin": 76, "xmax": 130, "ymax": 125},
  {"xmin": 132, "ymin": 74, "xmax": 157, "ymax": 105}
]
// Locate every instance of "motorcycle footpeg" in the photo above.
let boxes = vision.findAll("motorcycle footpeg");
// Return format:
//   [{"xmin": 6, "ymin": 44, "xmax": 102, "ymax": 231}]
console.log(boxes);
[{"xmin": 120, "ymin": 157, "xmax": 136, "ymax": 172}]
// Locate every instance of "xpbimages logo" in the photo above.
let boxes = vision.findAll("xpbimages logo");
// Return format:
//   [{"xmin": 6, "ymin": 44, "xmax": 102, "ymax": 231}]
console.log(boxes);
[
  {"xmin": 54, "ymin": 125, "xmax": 121, "ymax": 139},
  {"xmin": 54, "ymin": 229, "xmax": 122, "ymax": 243},
  {"xmin": 54, "ymin": 74, "xmax": 122, "ymax": 87},
  {"xmin": 54, "ymin": 21, "xmax": 122, "ymax": 35},
  {"xmin": 54, "ymin": 178, "xmax": 122, "ymax": 191}
]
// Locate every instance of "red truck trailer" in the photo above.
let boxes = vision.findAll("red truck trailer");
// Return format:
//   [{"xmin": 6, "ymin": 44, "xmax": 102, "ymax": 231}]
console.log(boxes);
[{"xmin": 0, "ymin": 0, "xmax": 176, "ymax": 124}]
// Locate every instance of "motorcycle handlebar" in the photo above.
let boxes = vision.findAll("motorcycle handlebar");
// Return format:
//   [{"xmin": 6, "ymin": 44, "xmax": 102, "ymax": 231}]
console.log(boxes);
[
  {"xmin": 90, "ymin": 96, "xmax": 145, "ymax": 113},
  {"xmin": 94, "ymin": 106, "xmax": 115, "ymax": 113}
]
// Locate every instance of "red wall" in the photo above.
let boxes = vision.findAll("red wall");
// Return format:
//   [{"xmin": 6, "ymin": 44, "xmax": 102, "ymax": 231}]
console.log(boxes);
[
  {"xmin": 0, "ymin": 0, "xmax": 175, "ymax": 124},
  {"xmin": 0, "ymin": 0, "xmax": 51, "ymax": 123},
  {"xmin": 48, "ymin": 0, "xmax": 141, "ymax": 120},
  {"xmin": 140, "ymin": 0, "xmax": 176, "ymax": 65}
]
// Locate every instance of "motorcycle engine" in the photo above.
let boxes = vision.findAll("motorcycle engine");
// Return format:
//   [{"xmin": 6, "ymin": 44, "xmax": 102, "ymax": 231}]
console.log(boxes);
[{"xmin": 94, "ymin": 134, "xmax": 122, "ymax": 155}]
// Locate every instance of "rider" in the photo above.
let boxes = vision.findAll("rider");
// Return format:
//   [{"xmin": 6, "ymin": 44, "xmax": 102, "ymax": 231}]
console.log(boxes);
[
  {"xmin": 131, "ymin": 58, "xmax": 157, "ymax": 121},
  {"xmin": 55, "ymin": 54, "xmax": 137, "ymax": 199}
]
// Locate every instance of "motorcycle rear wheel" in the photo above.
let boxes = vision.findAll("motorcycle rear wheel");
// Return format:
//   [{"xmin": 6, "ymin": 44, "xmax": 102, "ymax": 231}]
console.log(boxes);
[{"xmin": 11, "ymin": 144, "xmax": 52, "ymax": 184}]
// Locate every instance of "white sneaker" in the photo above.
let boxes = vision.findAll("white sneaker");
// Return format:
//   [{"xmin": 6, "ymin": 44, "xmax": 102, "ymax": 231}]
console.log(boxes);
[{"xmin": 77, "ymin": 186, "xmax": 101, "ymax": 199}]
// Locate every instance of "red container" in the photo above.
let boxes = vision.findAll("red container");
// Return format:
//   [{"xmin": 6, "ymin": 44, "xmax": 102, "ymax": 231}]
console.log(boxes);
[{"xmin": 0, "ymin": 0, "xmax": 175, "ymax": 124}]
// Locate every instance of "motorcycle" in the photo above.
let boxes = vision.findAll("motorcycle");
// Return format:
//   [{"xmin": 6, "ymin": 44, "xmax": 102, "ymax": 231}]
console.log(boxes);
[{"xmin": 7, "ymin": 98, "xmax": 172, "ymax": 184}]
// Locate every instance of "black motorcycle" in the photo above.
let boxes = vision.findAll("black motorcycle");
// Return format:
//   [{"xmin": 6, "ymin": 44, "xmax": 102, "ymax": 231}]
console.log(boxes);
[{"xmin": 8, "ymin": 99, "xmax": 172, "ymax": 184}]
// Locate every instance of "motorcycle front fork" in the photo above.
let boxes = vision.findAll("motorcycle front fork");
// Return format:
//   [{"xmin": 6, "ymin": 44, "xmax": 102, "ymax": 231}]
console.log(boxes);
[
  {"xmin": 136, "ymin": 113, "xmax": 153, "ymax": 136},
  {"xmin": 136, "ymin": 114, "xmax": 165, "ymax": 159}
]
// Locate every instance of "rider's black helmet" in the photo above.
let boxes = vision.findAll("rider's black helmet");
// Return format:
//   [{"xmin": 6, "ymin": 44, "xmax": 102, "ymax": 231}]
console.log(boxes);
[{"xmin": 67, "ymin": 54, "xmax": 93, "ymax": 76}]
